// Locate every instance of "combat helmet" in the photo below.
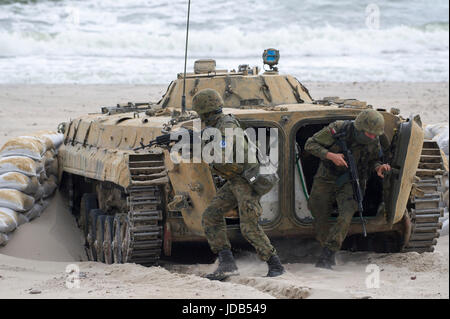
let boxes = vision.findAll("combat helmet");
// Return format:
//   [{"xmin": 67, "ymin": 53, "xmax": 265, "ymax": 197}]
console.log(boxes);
[
  {"xmin": 354, "ymin": 109, "xmax": 385, "ymax": 136},
  {"xmin": 192, "ymin": 88, "xmax": 223, "ymax": 115}
]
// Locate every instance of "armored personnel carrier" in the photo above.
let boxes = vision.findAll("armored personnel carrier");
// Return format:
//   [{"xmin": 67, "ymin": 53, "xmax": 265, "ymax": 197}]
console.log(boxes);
[{"xmin": 58, "ymin": 51, "xmax": 447, "ymax": 265}]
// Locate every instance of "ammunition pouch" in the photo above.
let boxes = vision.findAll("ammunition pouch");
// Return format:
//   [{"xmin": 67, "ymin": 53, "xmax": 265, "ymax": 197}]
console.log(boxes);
[
  {"xmin": 212, "ymin": 163, "xmax": 243, "ymax": 180},
  {"xmin": 335, "ymin": 172, "xmax": 350, "ymax": 187},
  {"xmin": 242, "ymin": 165, "xmax": 279, "ymax": 196}
]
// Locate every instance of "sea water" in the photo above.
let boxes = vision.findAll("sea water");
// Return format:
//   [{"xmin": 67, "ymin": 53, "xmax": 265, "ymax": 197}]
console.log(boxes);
[{"xmin": 0, "ymin": 0, "xmax": 448, "ymax": 84}]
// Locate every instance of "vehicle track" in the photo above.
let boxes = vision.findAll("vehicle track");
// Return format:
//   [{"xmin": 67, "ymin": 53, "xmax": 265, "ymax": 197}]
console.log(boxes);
[{"xmin": 403, "ymin": 139, "xmax": 447, "ymax": 253}]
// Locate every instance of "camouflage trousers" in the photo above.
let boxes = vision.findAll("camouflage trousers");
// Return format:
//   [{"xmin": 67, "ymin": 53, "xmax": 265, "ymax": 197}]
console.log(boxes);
[
  {"xmin": 307, "ymin": 177, "xmax": 358, "ymax": 252},
  {"xmin": 202, "ymin": 175, "xmax": 276, "ymax": 261}
]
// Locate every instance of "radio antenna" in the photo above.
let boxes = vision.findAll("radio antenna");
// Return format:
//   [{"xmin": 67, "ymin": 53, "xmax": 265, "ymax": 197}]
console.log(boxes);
[{"xmin": 181, "ymin": 0, "xmax": 191, "ymax": 114}]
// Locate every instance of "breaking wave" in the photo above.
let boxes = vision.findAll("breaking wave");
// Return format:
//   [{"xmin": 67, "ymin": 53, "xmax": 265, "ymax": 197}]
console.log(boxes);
[{"xmin": 0, "ymin": 0, "xmax": 448, "ymax": 83}]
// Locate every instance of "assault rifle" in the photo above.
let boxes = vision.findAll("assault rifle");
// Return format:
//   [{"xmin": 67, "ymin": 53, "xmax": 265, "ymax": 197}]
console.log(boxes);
[
  {"xmin": 333, "ymin": 131, "xmax": 368, "ymax": 237},
  {"xmin": 134, "ymin": 133, "xmax": 175, "ymax": 150},
  {"xmin": 134, "ymin": 128, "xmax": 203, "ymax": 151}
]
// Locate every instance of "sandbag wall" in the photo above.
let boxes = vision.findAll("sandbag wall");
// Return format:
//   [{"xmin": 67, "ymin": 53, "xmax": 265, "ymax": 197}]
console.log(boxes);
[
  {"xmin": 424, "ymin": 123, "xmax": 449, "ymax": 160},
  {"xmin": 0, "ymin": 131, "xmax": 63, "ymax": 246}
]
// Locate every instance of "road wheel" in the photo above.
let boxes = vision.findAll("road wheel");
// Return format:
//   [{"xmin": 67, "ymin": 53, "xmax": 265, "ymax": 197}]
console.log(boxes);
[
  {"xmin": 80, "ymin": 193, "xmax": 98, "ymax": 237},
  {"xmin": 88, "ymin": 209, "xmax": 102, "ymax": 261},
  {"xmin": 121, "ymin": 219, "xmax": 131, "ymax": 263},
  {"xmin": 95, "ymin": 214, "xmax": 107, "ymax": 263},
  {"xmin": 103, "ymin": 216, "xmax": 114, "ymax": 264},
  {"xmin": 113, "ymin": 215, "xmax": 124, "ymax": 263}
]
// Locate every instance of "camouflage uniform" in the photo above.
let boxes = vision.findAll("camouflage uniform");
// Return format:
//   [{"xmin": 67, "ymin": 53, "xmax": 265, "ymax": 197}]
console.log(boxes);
[
  {"xmin": 201, "ymin": 113, "xmax": 277, "ymax": 261},
  {"xmin": 305, "ymin": 120, "xmax": 382, "ymax": 252}
]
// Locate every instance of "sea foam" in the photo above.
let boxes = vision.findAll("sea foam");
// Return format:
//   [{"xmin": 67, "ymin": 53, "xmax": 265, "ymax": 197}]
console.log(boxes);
[{"xmin": 0, "ymin": 0, "xmax": 448, "ymax": 83}]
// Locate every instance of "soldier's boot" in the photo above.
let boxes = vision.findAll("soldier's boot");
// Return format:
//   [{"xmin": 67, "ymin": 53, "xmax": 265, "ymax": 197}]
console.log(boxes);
[
  {"xmin": 315, "ymin": 247, "xmax": 335, "ymax": 269},
  {"xmin": 266, "ymin": 255, "xmax": 285, "ymax": 277},
  {"xmin": 205, "ymin": 249, "xmax": 239, "ymax": 281}
]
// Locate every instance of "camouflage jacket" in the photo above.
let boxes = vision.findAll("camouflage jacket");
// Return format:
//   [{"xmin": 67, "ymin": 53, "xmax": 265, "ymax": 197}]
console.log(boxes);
[
  {"xmin": 304, "ymin": 120, "xmax": 382, "ymax": 183},
  {"xmin": 207, "ymin": 113, "xmax": 258, "ymax": 179}
]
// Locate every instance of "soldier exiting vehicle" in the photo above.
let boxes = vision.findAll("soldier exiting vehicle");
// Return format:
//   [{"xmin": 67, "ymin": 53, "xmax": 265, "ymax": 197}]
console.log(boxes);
[
  {"xmin": 305, "ymin": 109, "xmax": 391, "ymax": 269},
  {"xmin": 191, "ymin": 88, "xmax": 285, "ymax": 281}
]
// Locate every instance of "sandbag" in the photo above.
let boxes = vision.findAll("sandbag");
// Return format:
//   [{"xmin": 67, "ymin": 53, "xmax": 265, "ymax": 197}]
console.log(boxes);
[
  {"xmin": 42, "ymin": 180, "xmax": 57, "ymax": 198},
  {"xmin": 435, "ymin": 130, "xmax": 449, "ymax": 156},
  {"xmin": 424, "ymin": 123, "xmax": 449, "ymax": 155},
  {"xmin": 48, "ymin": 174, "xmax": 58, "ymax": 185},
  {"xmin": 34, "ymin": 184, "xmax": 45, "ymax": 201},
  {"xmin": 0, "ymin": 156, "xmax": 44, "ymax": 177},
  {"xmin": 41, "ymin": 199, "xmax": 50, "ymax": 210},
  {"xmin": 37, "ymin": 131, "xmax": 64, "ymax": 150},
  {"xmin": 38, "ymin": 170, "xmax": 48, "ymax": 184},
  {"xmin": 0, "ymin": 137, "xmax": 46, "ymax": 160},
  {"xmin": 24, "ymin": 202, "xmax": 45, "ymax": 221},
  {"xmin": 0, "ymin": 172, "xmax": 39, "ymax": 195},
  {"xmin": 42, "ymin": 149, "xmax": 55, "ymax": 165},
  {"xmin": 25, "ymin": 199, "xmax": 51, "ymax": 221},
  {"xmin": 40, "ymin": 149, "xmax": 58, "ymax": 176},
  {"xmin": 45, "ymin": 156, "xmax": 59, "ymax": 177},
  {"xmin": 0, "ymin": 207, "xmax": 19, "ymax": 233},
  {"xmin": 0, "ymin": 207, "xmax": 28, "ymax": 233},
  {"xmin": 0, "ymin": 189, "xmax": 35, "ymax": 212},
  {"xmin": 424, "ymin": 123, "xmax": 448, "ymax": 139},
  {"xmin": 24, "ymin": 131, "xmax": 64, "ymax": 151},
  {"xmin": 19, "ymin": 135, "xmax": 52, "ymax": 152},
  {"xmin": 0, "ymin": 233, "xmax": 8, "ymax": 246}
]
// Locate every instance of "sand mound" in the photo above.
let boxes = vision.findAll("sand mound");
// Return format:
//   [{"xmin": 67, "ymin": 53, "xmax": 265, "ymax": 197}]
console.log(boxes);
[
  {"xmin": 0, "ymin": 191, "xmax": 86, "ymax": 262},
  {"xmin": 0, "ymin": 256, "xmax": 274, "ymax": 298},
  {"xmin": 231, "ymin": 276, "xmax": 311, "ymax": 299},
  {"xmin": 369, "ymin": 251, "xmax": 449, "ymax": 273}
]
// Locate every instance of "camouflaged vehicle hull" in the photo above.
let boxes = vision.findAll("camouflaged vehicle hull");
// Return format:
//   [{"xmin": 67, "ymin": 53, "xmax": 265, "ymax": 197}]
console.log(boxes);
[{"xmin": 58, "ymin": 64, "xmax": 447, "ymax": 265}]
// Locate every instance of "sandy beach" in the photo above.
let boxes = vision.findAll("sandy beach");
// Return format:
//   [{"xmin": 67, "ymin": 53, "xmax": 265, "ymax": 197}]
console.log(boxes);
[
  {"xmin": 0, "ymin": 82, "xmax": 448, "ymax": 299},
  {"xmin": 0, "ymin": 82, "xmax": 448, "ymax": 146}
]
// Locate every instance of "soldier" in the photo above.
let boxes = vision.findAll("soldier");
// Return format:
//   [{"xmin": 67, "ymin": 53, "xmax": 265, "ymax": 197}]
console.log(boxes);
[
  {"xmin": 192, "ymin": 88, "xmax": 285, "ymax": 281},
  {"xmin": 305, "ymin": 109, "xmax": 391, "ymax": 269}
]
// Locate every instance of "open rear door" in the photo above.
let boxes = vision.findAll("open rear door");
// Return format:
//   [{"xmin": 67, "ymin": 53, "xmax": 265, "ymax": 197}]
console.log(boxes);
[
  {"xmin": 385, "ymin": 117, "xmax": 424, "ymax": 225},
  {"xmin": 165, "ymin": 155, "xmax": 217, "ymax": 236}
]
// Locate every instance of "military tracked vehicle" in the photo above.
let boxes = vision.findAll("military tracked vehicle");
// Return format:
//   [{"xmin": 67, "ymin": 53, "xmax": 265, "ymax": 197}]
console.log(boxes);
[{"xmin": 58, "ymin": 52, "xmax": 447, "ymax": 265}]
